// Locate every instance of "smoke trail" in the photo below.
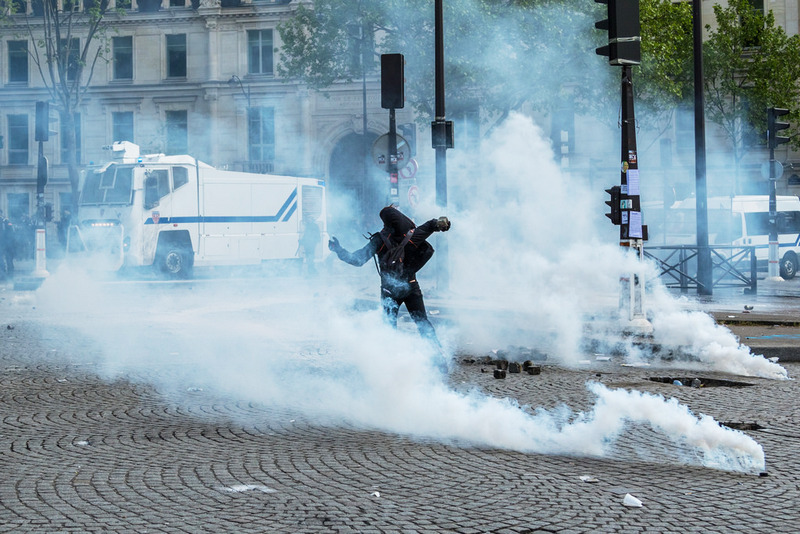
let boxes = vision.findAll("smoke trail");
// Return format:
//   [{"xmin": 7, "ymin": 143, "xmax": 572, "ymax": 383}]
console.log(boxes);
[
  {"xmin": 29, "ymin": 264, "xmax": 765, "ymax": 474},
  {"xmin": 647, "ymin": 286, "xmax": 789, "ymax": 380},
  {"xmin": 443, "ymin": 112, "xmax": 788, "ymax": 380}
]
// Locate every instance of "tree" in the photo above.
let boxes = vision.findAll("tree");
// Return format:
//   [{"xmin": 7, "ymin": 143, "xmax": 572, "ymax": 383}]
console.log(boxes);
[
  {"xmin": 634, "ymin": 0, "xmax": 693, "ymax": 140},
  {"xmin": 22, "ymin": 0, "xmax": 121, "ymax": 214},
  {"xmin": 277, "ymin": 0, "xmax": 600, "ymax": 130},
  {"xmin": 703, "ymin": 0, "xmax": 800, "ymax": 176}
]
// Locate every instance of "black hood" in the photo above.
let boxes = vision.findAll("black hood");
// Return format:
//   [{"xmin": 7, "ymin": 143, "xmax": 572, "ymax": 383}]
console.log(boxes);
[{"xmin": 379, "ymin": 206, "xmax": 415, "ymax": 240}]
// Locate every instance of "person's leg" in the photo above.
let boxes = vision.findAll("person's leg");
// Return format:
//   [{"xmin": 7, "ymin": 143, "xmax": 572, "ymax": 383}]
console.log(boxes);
[
  {"xmin": 381, "ymin": 287, "xmax": 401, "ymax": 328},
  {"xmin": 404, "ymin": 282, "xmax": 439, "ymax": 344}
]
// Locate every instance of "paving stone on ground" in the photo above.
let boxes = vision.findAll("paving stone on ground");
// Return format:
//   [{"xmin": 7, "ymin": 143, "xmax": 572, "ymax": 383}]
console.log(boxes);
[{"xmin": 1, "ymin": 315, "xmax": 799, "ymax": 533}]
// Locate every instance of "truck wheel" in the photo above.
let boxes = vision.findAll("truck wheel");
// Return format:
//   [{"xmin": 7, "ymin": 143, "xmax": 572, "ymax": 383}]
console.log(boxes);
[
  {"xmin": 161, "ymin": 248, "xmax": 190, "ymax": 278},
  {"xmin": 780, "ymin": 252, "xmax": 798, "ymax": 280}
]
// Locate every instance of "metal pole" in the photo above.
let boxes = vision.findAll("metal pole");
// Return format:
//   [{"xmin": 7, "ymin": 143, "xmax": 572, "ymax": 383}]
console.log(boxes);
[
  {"xmin": 361, "ymin": 26, "xmax": 370, "ymax": 213},
  {"xmin": 693, "ymin": 0, "xmax": 712, "ymax": 295},
  {"xmin": 768, "ymin": 147, "xmax": 779, "ymax": 278},
  {"xmin": 434, "ymin": 0, "xmax": 448, "ymax": 290},
  {"xmin": 388, "ymin": 107, "xmax": 399, "ymax": 203},
  {"xmin": 620, "ymin": 65, "xmax": 650, "ymax": 332},
  {"xmin": 34, "ymin": 140, "xmax": 48, "ymax": 278}
]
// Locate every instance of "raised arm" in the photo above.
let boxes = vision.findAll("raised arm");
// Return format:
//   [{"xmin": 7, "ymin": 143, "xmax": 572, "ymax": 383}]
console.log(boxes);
[{"xmin": 329, "ymin": 234, "xmax": 382, "ymax": 267}]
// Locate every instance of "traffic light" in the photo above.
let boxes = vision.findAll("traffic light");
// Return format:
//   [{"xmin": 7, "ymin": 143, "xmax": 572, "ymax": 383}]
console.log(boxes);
[
  {"xmin": 595, "ymin": 0, "xmax": 641, "ymax": 66},
  {"xmin": 35, "ymin": 101, "xmax": 49, "ymax": 142},
  {"xmin": 605, "ymin": 185, "xmax": 622, "ymax": 225},
  {"xmin": 768, "ymin": 107, "xmax": 790, "ymax": 150},
  {"xmin": 381, "ymin": 53, "xmax": 404, "ymax": 109}
]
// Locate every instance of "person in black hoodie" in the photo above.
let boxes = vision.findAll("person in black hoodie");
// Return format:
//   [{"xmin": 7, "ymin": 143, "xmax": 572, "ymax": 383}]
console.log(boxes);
[{"xmin": 328, "ymin": 206, "xmax": 450, "ymax": 343}]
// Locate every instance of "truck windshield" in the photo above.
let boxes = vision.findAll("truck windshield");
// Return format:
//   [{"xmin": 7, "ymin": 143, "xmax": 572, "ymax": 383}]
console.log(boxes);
[{"xmin": 81, "ymin": 165, "xmax": 134, "ymax": 205}]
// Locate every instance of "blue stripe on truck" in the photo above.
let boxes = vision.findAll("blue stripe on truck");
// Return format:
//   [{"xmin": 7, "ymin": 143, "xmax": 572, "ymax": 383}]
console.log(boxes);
[{"xmin": 145, "ymin": 188, "xmax": 297, "ymax": 225}]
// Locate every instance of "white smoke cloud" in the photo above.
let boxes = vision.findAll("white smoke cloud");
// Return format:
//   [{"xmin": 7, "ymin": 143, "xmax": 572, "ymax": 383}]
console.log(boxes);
[
  {"xmin": 29, "ymin": 263, "xmax": 766, "ymax": 474},
  {"xmin": 443, "ymin": 112, "xmax": 787, "ymax": 381}
]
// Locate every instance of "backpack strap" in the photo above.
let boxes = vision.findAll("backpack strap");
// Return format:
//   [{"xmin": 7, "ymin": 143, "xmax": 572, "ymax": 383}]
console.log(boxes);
[{"xmin": 377, "ymin": 229, "xmax": 414, "ymax": 273}]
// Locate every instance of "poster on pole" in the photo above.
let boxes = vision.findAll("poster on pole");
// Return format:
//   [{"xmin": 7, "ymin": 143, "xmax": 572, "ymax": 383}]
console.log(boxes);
[{"xmin": 629, "ymin": 211, "xmax": 643, "ymax": 238}]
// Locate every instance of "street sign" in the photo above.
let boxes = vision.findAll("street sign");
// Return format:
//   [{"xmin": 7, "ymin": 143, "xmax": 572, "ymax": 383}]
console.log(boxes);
[
  {"xmin": 761, "ymin": 160, "xmax": 784, "ymax": 180},
  {"xmin": 372, "ymin": 133, "xmax": 410, "ymax": 172}
]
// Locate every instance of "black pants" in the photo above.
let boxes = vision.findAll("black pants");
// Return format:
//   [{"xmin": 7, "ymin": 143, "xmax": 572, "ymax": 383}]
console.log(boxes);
[{"xmin": 381, "ymin": 279, "xmax": 438, "ymax": 343}]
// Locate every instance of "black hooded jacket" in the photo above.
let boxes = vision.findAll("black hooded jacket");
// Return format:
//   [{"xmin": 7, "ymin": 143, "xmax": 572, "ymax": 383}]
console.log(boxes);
[{"xmin": 333, "ymin": 207, "xmax": 439, "ymax": 282}]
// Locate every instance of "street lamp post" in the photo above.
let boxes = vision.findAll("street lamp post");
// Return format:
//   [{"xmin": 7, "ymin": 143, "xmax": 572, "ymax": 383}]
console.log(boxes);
[{"xmin": 228, "ymin": 75, "xmax": 251, "ymax": 169}]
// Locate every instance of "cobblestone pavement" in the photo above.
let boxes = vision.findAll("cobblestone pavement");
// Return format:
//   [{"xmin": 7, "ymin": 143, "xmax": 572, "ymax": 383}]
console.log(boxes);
[{"xmin": 1, "ymin": 280, "xmax": 800, "ymax": 533}]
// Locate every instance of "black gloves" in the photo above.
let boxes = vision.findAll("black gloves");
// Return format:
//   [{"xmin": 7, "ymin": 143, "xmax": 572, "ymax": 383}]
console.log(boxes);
[
  {"xmin": 328, "ymin": 236, "xmax": 341, "ymax": 252},
  {"xmin": 436, "ymin": 217, "xmax": 451, "ymax": 232}
]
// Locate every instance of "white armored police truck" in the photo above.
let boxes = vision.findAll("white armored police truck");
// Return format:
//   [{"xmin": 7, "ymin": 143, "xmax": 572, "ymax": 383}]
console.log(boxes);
[{"xmin": 68, "ymin": 142, "xmax": 328, "ymax": 277}]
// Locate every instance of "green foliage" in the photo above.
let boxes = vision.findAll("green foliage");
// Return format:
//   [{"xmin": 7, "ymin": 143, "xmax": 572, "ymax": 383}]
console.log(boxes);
[
  {"xmin": 277, "ymin": 0, "xmax": 800, "ymax": 159},
  {"xmin": 704, "ymin": 0, "xmax": 800, "ymax": 160},
  {"xmin": 277, "ymin": 0, "xmax": 602, "ymax": 124},
  {"xmin": 634, "ymin": 0, "xmax": 693, "ymax": 130}
]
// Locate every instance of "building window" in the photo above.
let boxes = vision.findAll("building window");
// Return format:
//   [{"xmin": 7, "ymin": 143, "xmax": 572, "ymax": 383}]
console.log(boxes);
[
  {"xmin": 8, "ymin": 114, "xmax": 29, "ymax": 165},
  {"xmin": 60, "ymin": 38, "xmax": 80, "ymax": 81},
  {"xmin": 7, "ymin": 193, "xmax": 30, "ymax": 222},
  {"xmin": 247, "ymin": 30, "xmax": 273, "ymax": 76},
  {"xmin": 248, "ymin": 107, "xmax": 274, "ymax": 162},
  {"xmin": 60, "ymin": 113, "xmax": 82, "ymax": 164},
  {"xmin": 165, "ymin": 110, "xmax": 188, "ymax": 155},
  {"xmin": 166, "ymin": 34, "xmax": 187, "ymax": 78},
  {"xmin": 113, "ymin": 36, "xmax": 133, "ymax": 80},
  {"xmin": 112, "ymin": 111, "xmax": 134, "ymax": 143},
  {"xmin": 8, "ymin": 41, "xmax": 28, "ymax": 84}
]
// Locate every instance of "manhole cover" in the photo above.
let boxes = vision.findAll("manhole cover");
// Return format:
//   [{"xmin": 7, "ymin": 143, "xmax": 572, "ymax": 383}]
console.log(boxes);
[{"xmin": 649, "ymin": 377, "xmax": 754, "ymax": 388}]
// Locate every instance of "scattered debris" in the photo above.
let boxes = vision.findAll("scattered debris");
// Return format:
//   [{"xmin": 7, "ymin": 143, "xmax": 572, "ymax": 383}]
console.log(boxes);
[
  {"xmin": 371, "ymin": 491, "xmax": 381, "ymax": 498},
  {"xmin": 493, "ymin": 369, "xmax": 506, "ymax": 379},
  {"xmin": 650, "ymin": 377, "xmax": 754, "ymax": 388},
  {"xmin": 526, "ymin": 365, "xmax": 541, "ymax": 376},
  {"xmin": 508, "ymin": 362, "xmax": 521, "ymax": 373},
  {"xmin": 219, "ymin": 484, "xmax": 276, "ymax": 494},
  {"xmin": 579, "ymin": 475, "xmax": 599, "ymax": 483},
  {"xmin": 622, "ymin": 493, "xmax": 643, "ymax": 507},
  {"xmin": 6, "ymin": 324, "xmax": 13, "ymax": 330}
]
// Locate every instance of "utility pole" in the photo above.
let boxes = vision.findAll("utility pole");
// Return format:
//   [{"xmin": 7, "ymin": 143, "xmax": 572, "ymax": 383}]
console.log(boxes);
[
  {"xmin": 693, "ymin": 0, "xmax": 712, "ymax": 295},
  {"xmin": 34, "ymin": 101, "xmax": 50, "ymax": 279},
  {"xmin": 767, "ymin": 107, "xmax": 790, "ymax": 280},
  {"xmin": 380, "ymin": 53, "xmax": 404, "ymax": 205},
  {"xmin": 431, "ymin": 0, "xmax": 453, "ymax": 290},
  {"xmin": 596, "ymin": 0, "xmax": 651, "ymax": 333}
]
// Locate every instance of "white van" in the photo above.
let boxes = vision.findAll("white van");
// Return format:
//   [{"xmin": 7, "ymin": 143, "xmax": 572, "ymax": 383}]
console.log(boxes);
[{"xmin": 667, "ymin": 195, "xmax": 800, "ymax": 279}]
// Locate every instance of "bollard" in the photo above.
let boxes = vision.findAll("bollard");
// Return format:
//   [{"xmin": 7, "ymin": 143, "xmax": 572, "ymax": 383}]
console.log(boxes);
[{"xmin": 33, "ymin": 227, "xmax": 49, "ymax": 278}]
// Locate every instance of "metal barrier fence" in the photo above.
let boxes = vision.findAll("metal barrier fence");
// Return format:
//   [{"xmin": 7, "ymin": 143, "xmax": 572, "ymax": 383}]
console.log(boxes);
[{"xmin": 643, "ymin": 245, "xmax": 758, "ymax": 295}]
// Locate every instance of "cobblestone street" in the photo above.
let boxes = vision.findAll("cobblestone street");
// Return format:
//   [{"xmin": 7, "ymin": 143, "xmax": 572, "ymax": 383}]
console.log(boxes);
[{"xmin": 2, "ymin": 303, "xmax": 798, "ymax": 533}]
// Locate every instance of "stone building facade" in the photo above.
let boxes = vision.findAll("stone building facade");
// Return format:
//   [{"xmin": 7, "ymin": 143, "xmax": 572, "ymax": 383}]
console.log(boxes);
[{"xmin": 0, "ymin": 0, "xmax": 414, "ymax": 237}]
